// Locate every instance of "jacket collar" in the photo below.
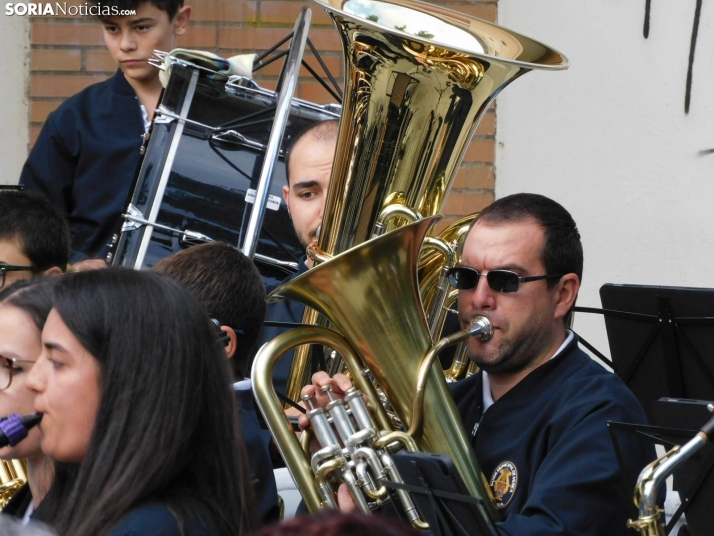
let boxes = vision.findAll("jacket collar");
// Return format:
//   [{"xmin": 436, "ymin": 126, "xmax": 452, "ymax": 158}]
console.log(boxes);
[{"xmin": 110, "ymin": 68, "xmax": 137, "ymax": 97}]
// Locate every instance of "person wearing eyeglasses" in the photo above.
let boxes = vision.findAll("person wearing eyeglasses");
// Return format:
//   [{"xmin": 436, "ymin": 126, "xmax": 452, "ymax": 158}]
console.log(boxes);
[
  {"xmin": 0, "ymin": 278, "xmax": 57, "ymax": 522},
  {"xmin": 301, "ymin": 193, "xmax": 654, "ymax": 536},
  {"xmin": 0, "ymin": 190, "xmax": 70, "ymax": 289}
]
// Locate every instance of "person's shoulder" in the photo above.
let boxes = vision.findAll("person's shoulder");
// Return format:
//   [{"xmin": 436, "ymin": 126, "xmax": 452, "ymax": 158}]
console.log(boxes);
[
  {"xmin": 106, "ymin": 504, "xmax": 179, "ymax": 536},
  {"xmin": 47, "ymin": 71, "xmax": 131, "ymax": 122},
  {"xmin": 106, "ymin": 503, "xmax": 212, "ymax": 536},
  {"xmin": 555, "ymin": 342, "xmax": 647, "ymax": 420}
]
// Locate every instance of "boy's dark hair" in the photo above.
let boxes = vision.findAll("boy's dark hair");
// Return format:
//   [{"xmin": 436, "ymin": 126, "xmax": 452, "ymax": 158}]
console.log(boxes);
[
  {"xmin": 476, "ymin": 193, "xmax": 583, "ymax": 323},
  {"xmin": 285, "ymin": 119, "xmax": 339, "ymax": 185},
  {"xmin": 90, "ymin": 0, "xmax": 184, "ymax": 20},
  {"xmin": 0, "ymin": 190, "xmax": 70, "ymax": 271},
  {"xmin": 45, "ymin": 269, "xmax": 255, "ymax": 536},
  {"xmin": 152, "ymin": 242, "xmax": 266, "ymax": 379}
]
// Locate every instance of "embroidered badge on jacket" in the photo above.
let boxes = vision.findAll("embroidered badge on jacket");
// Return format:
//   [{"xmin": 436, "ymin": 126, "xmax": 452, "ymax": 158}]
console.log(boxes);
[{"xmin": 490, "ymin": 461, "xmax": 518, "ymax": 509}]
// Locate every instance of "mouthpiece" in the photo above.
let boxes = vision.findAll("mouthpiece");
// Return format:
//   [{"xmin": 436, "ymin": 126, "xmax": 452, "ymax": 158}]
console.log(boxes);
[
  {"xmin": 0, "ymin": 413, "xmax": 43, "ymax": 449},
  {"xmin": 468, "ymin": 316, "xmax": 493, "ymax": 341}
]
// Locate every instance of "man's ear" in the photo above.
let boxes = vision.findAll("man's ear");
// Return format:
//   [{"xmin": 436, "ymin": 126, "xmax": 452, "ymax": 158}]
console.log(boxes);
[
  {"xmin": 553, "ymin": 273, "xmax": 580, "ymax": 321},
  {"xmin": 173, "ymin": 5, "xmax": 191, "ymax": 36},
  {"xmin": 221, "ymin": 325, "xmax": 238, "ymax": 359},
  {"xmin": 42, "ymin": 266, "xmax": 63, "ymax": 277}
]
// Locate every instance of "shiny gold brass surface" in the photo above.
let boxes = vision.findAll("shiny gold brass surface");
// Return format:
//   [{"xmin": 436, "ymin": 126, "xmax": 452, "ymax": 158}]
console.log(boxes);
[
  {"xmin": 314, "ymin": 0, "xmax": 568, "ymax": 257},
  {"xmin": 0, "ymin": 459, "xmax": 27, "ymax": 508},
  {"xmin": 281, "ymin": 0, "xmax": 568, "ymax": 400},
  {"xmin": 266, "ymin": 0, "xmax": 570, "ymax": 517},
  {"xmin": 256, "ymin": 218, "xmax": 499, "ymax": 521}
]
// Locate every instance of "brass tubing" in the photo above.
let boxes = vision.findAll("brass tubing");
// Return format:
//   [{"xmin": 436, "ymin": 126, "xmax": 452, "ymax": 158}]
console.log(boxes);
[{"xmin": 252, "ymin": 326, "xmax": 379, "ymax": 513}]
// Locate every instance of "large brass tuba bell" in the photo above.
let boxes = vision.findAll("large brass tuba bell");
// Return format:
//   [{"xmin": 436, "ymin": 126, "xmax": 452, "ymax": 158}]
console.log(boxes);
[{"xmin": 284, "ymin": 0, "xmax": 569, "ymax": 398}]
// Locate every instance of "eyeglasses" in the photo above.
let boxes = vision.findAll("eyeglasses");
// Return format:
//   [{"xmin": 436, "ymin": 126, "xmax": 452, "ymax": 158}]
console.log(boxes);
[
  {"xmin": 0, "ymin": 356, "xmax": 37, "ymax": 390},
  {"xmin": 0, "ymin": 263, "xmax": 43, "ymax": 289},
  {"xmin": 446, "ymin": 266, "xmax": 563, "ymax": 294}
]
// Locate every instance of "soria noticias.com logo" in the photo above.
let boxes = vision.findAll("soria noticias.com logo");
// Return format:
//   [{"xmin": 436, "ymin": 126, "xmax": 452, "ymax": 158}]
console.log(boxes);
[{"xmin": 5, "ymin": 3, "xmax": 136, "ymax": 16}]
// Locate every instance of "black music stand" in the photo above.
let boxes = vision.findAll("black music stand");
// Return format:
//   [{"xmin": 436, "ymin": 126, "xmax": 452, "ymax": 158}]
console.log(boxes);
[
  {"xmin": 599, "ymin": 284, "xmax": 714, "ymax": 423},
  {"xmin": 389, "ymin": 452, "xmax": 500, "ymax": 536}
]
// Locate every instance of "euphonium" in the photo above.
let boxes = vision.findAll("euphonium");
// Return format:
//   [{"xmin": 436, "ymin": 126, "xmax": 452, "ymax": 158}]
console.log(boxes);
[
  {"xmin": 253, "ymin": 218, "xmax": 498, "ymax": 525},
  {"xmin": 283, "ymin": 0, "xmax": 569, "ymax": 399}
]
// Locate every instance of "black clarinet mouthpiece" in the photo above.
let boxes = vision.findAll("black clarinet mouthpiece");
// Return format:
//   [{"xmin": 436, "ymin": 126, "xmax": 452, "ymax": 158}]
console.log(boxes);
[{"xmin": 0, "ymin": 413, "xmax": 43, "ymax": 449}]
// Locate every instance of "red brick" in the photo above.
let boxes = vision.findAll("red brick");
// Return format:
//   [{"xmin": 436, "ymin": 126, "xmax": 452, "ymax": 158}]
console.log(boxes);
[
  {"xmin": 31, "ymin": 49, "xmax": 82, "ymax": 71},
  {"xmin": 221, "ymin": 26, "xmax": 341, "ymax": 53},
  {"xmin": 463, "ymin": 139, "xmax": 495, "ymax": 163},
  {"xmin": 297, "ymin": 80, "xmax": 339, "ymax": 104},
  {"xmin": 30, "ymin": 75, "xmax": 108, "ymax": 98},
  {"xmin": 254, "ymin": 53, "xmax": 342, "ymax": 79},
  {"xmin": 219, "ymin": 27, "xmax": 294, "ymax": 51},
  {"xmin": 191, "ymin": 0, "xmax": 258, "ymax": 23},
  {"xmin": 29, "ymin": 127, "xmax": 42, "ymax": 147},
  {"xmin": 475, "ymin": 111, "xmax": 495, "ymax": 137},
  {"xmin": 30, "ymin": 101, "xmax": 62, "ymax": 123},
  {"xmin": 260, "ymin": 2, "xmax": 332, "ymax": 26},
  {"xmin": 177, "ymin": 25, "xmax": 218, "ymax": 48},
  {"xmin": 86, "ymin": 50, "xmax": 118, "ymax": 72},
  {"xmin": 442, "ymin": 192, "xmax": 493, "ymax": 216},
  {"xmin": 452, "ymin": 165, "xmax": 494, "ymax": 190},
  {"xmin": 32, "ymin": 22, "xmax": 105, "ymax": 46}
]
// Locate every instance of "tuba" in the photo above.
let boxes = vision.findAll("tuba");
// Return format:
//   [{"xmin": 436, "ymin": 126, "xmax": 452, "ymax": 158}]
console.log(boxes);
[
  {"xmin": 283, "ymin": 0, "xmax": 569, "ymax": 399},
  {"xmin": 255, "ymin": 0, "xmax": 568, "ymax": 522}
]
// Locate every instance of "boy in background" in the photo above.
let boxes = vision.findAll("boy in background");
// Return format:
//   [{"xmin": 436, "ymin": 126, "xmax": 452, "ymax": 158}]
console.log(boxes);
[
  {"xmin": 153, "ymin": 242, "xmax": 280, "ymax": 526},
  {"xmin": 20, "ymin": 0, "xmax": 191, "ymax": 268}
]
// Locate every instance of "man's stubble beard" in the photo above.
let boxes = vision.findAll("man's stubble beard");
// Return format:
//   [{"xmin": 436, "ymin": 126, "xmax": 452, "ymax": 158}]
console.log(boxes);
[
  {"xmin": 468, "ymin": 309, "xmax": 555, "ymax": 375},
  {"xmin": 298, "ymin": 227, "xmax": 320, "ymax": 250}
]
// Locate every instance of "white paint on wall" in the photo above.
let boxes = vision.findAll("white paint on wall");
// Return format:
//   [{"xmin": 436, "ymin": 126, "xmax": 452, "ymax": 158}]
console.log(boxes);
[
  {"xmin": 496, "ymin": 0, "xmax": 714, "ymax": 361},
  {"xmin": 0, "ymin": 14, "xmax": 29, "ymax": 184}
]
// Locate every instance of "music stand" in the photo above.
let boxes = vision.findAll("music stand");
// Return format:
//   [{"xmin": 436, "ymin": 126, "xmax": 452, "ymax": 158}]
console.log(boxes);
[
  {"xmin": 599, "ymin": 284, "xmax": 714, "ymax": 423},
  {"xmin": 390, "ymin": 452, "xmax": 500, "ymax": 536}
]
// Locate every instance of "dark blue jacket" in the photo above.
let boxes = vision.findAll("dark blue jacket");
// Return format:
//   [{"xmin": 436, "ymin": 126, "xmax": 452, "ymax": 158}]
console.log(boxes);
[
  {"xmin": 234, "ymin": 387, "xmax": 281, "ymax": 526},
  {"xmin": 106, "ymin": 503, "xmax": 212, "ymax": 536},
  {"xmin": 450, "ymin": 336, "xmax": 654, "ymax": 536},
  {"xmin": 20, "ymin": 70, "xmax": 144, "ymax": 263},
  {"xmin": 259, "ymin": 258, "xmax": 310, "ymax": 396}
]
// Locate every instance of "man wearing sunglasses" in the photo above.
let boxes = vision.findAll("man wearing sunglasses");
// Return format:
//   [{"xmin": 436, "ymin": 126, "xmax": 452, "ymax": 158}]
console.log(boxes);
[
  {"xmin": 0, "ymin": 189, "xmax": 70, "ymax": 289},
  {"xmin": 301, "ymin": 193, "xmax": 653, "ymax": 535}
]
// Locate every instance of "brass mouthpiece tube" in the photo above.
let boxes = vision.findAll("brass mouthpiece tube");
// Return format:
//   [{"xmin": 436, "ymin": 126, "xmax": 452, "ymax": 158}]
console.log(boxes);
[{"xmin": 408, "ymin": 317, "xmax": 492, "ymax": 437}]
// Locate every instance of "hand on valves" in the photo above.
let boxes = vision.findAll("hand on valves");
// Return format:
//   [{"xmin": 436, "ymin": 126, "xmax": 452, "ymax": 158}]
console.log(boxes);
[{"xmin": 298, "ymin": 371, "xmax": 360, "ymax": 513}]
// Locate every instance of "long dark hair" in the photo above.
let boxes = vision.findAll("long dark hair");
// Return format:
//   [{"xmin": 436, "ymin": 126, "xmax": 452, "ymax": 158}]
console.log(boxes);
[{"xmin": 44, "ymin": 269, "xmax": 254, "ymax": 535}]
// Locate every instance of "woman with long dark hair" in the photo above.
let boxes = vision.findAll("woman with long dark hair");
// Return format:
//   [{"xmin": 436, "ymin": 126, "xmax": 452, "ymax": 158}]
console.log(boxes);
[
  {"xmin": 27, "ymin": 269, "xmax": 255, "ymax": 535},
  {"xmin": 0, "ymin": 278, "xmax": 56, "ymax": 520}
]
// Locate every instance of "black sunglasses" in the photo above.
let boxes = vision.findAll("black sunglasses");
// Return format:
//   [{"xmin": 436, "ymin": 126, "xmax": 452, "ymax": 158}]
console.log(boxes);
[{"xmin": 446, "ymin": 266, "xmax": 563, "ymax": 294}]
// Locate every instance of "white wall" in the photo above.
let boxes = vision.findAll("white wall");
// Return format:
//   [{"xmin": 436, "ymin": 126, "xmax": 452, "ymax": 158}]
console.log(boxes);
[
  {"xmin": 496, "ymin": 0, "xmax": 714, "ymax": 360},
  {"xmin": 0, "ymin": 14, "xmax": 29, "ymax": 184}
]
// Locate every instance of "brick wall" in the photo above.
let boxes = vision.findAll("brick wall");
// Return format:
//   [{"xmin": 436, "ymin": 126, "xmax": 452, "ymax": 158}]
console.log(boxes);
[{"xmin": 28, "ymin": 0, "xmax": 496, "ymax": 228}]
